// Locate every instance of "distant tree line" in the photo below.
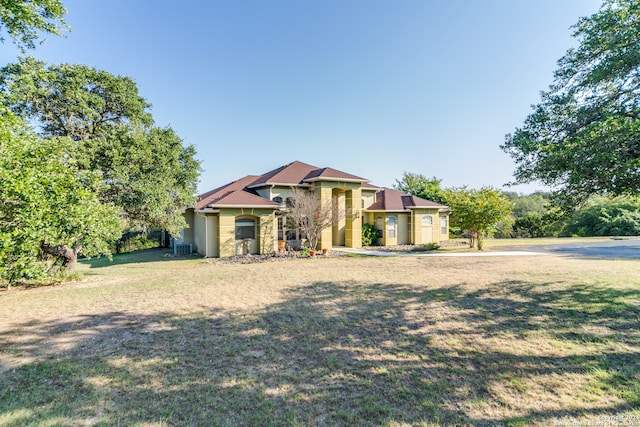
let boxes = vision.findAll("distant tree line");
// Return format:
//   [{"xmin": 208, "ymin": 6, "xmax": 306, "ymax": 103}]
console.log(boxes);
[{"xmin": 497, "ymin": 193, "xmax": 640, "ymax": 238}]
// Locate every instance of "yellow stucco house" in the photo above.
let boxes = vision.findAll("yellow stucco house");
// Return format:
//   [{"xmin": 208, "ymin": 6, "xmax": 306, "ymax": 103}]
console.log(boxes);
[{"xmin": 179, "ymin": 161, "xmax": 449, "ymax": 257}]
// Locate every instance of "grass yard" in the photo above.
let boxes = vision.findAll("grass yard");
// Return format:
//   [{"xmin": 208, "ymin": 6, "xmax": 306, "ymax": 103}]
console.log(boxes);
[{"xmin": 0, "ymin": 249, "xmax": 639, "ymax": 426}]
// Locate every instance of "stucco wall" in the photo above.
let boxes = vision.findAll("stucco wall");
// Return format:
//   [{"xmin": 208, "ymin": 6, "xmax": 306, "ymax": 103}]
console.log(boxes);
[
  {"xmin": 218, "ymin": 208, "xmax": 277, "ymax": 257},
  {"xmin": 361, "ymin": 190, "xmax": 377, "ymax": 210}
]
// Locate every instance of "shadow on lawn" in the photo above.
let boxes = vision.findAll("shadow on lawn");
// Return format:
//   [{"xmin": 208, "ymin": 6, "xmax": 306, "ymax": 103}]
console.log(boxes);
[
  {"xmin": 1, "ymin": 280, "xmax": 639, "ymax": 426},
  {"xmin": 80, "ymin": 248, "xmax": 200, "ymax": 269}
]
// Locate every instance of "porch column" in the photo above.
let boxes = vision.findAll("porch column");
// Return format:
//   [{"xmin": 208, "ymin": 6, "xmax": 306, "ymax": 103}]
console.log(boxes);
[
  {"xmin": 345, "ymin": 187, "xmax": 362, "ymax": 248},
  {"xmin": 316, "ymin": 185, "xmax": 333, "ymax": 250}
]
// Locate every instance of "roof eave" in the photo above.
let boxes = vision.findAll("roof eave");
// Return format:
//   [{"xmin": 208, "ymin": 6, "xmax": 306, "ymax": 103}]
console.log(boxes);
[
  {"xmin": 207, "ymin": 204, "xmax": 280, "ymax": 209},
  {"xmin": 364, "ymin": 209, "xmax": 410, "ymax": 213},
  {"xmin": 246, "ymin": 182, "xmax": 312, "ymax": 189},
  {"xmin": 408, "ymin": 205, "xmax": 449, "ymax": 210},
  {"xmin": 303, "ymin": 177, "xmax": 369, "ymax": 184}
]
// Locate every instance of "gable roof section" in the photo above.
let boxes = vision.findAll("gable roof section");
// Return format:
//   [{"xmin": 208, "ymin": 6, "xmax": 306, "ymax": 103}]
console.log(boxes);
[
  {"xmin": 196, "ymin": 175, "xmax": 279, "ymax": 209},
  {"xmin": 303, "ymin": 166, "xmax": 368, "ymax": 183},
  {"xmin": 247, "ymin": 161, "xmax": 318, "ymax": 187},
  {"xmin": 366, "ymin": 187, "xmax": 447, "ymax": 212},
  {"xmin": 248, "ymin": 160, "xmax": 369, "ymax": 187}
]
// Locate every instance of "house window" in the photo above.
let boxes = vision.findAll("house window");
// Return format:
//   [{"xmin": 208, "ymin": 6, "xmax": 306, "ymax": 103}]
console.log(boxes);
[
  {"xmin": 440, "ymin": 215, "xmax": 448, "ymax": 235},
  {"xmin": 235, "ymin": 217, "xmax": 256, "ymax": 240},
  {"xmin": 376, "ymin": 216, "xmax": 384, "ymax": 237},
  {"xmin": 277, "ymin": 216, "xmax": 284, "ymax": 241},
  {"xmin": 422, "ymin": 215, "xmax": 433, "ymax": 226},
  {"xmin": 387, "ymin": 215, "xmax": 396, "ymax": 239}
]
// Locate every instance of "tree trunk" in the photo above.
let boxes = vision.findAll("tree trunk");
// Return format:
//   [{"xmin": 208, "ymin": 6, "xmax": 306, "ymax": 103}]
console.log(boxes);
[
  {"xmin": 41, "ymin": 242, "xmax": 81, "ymax": 272},
  {"xmin": 477, "ymin": 234, "xmax": 484, "ymax": 251}
]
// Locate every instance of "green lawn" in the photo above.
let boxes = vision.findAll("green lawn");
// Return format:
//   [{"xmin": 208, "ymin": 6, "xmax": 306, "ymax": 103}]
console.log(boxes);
[{"xmin": 0, "ymin": 248, "xmax": 639, "ymax": 426}]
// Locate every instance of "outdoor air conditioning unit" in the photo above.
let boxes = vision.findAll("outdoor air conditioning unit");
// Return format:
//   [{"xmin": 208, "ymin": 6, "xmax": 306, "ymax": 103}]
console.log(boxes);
[{"xmin": 173, "ymin": 243, "xmax": 192, "ymax": 255}]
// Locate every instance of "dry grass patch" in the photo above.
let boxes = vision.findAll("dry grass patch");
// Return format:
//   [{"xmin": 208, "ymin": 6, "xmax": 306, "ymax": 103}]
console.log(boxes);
[{"xmin": 0, "ymin": 249, "xmax": 639, "ymax": 426}]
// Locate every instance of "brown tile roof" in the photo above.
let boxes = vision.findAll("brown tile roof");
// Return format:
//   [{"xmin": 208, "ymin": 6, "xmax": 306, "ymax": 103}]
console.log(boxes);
[
  {"xmin": 212, "ymin": 190, "xmax": 280, "ymax": 207},
  {"xmin": 195, "ymin": 163, "xmax": 439, "ymax": 212},
  {"xmin": 248, "ymin": 160, "xmax": 369, "ymax": 187},
  {"xmin": 362, "ymin": 182, "xmax": 380, "ymax": 190},
  {"xmin": 366, "ymin": 188, "xmax": 447, "ymax": 211},
  {"xmin": 247, "ymin": 161, "xmax": 318, "ymax": 187},
  {"xmin": 195, "ymin": 175, "xmax": 279, "ymax": 209},
  {"xmin": 303, "ymin": 167, "xmax": 368, "ymax": 182}
]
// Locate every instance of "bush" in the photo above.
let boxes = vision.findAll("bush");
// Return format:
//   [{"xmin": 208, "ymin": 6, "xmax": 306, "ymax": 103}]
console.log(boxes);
[
  {"xmin": 299, "ymin": 247, "xmax": 311, "ymax": 257},
  {"xmin": 561, "ymin": 197, "xmax": 640, "ymax": 237},
  {"xmin": 362, "ymin": 223, "xmax": 380, "ymax": 246}
]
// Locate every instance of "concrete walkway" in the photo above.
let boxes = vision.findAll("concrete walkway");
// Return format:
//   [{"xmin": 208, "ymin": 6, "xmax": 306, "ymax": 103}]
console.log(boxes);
[{"xmin": 331, "ymin": 247, "xmax": 546, "ymax": 257}]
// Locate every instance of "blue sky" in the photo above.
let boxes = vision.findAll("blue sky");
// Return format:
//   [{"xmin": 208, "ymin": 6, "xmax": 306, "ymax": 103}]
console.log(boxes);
[{"xmin": 0, "ymin": 0, "xmax": 602, "ymax": 194}]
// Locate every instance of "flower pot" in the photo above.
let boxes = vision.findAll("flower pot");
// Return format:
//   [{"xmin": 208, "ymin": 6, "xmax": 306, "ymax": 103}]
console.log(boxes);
[
  {"xmin": 322, "ymin": 248, "xmax": 328, "ymax": 255},
  {"xmin": 309, "ymin": 249, "xmax": 317, "ymax": 257}
]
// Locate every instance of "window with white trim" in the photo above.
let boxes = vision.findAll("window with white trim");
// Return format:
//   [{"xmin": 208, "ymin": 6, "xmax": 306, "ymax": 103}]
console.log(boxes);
[
  {"xmin": 387, "ymin": 215, "xmax": 396, "ymax": 239},
  {"xmin": 440, "ymin": 215, "xmax": 448, "ymax": 235}
]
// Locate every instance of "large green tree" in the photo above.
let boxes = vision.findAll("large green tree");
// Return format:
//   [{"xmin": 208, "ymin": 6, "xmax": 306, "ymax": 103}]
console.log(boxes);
[
  {"xmin": 444, "ymin": 187, "xmax": 512, "ymax": 250},
  {"xmin": 502, "ymin": 0, "xmax": 640, "ymax": 208},
  {"xmin": 393, "ymin": 172, "xmax": 447, "ymax": 205},
  {"xmin": 0, "ymin": 56, "xmax": 152, "ymax": 139},
  {"xmin": 0, "ymin": 57, "xmax": 200, "ymax": 236},
  {"xmin": 0, "ymin": 0, "xmax": 68, "ymax": 50},
  {"xmin": 0, "ymin": 107, "xmax": 120, "ymax": 286},
  {"xmin": 0, "ymin": 58, "xmax": 200, "ymax": 272}
]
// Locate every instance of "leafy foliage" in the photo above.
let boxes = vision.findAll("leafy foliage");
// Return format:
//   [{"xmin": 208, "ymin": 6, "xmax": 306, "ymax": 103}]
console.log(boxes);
[
  {"xmin": 444, "ymin": 187, "xmax": 512, "ymax": 250},
  {"xmin": 0, "ymin": 56, "xmax": 152, "ymax": 139},
  {"xmin": 0, "ymin": 58, "xmax": 200, "ymax": 236},
  {"xmin": 82, "ymin": 125, "xmax": 200, "ymax": 235},
  {"xmin": 361, "ymin": 222, "xmax": 380, "ymax": 247},
  {"xmin": 0, "ymin": 0, "xmax": 68, "ymax": 51},
  {"xmin": 0, "ymin": 59, "xmax": 199, "ymax": 279},
  {"xmin": 503, "ymin": 0, "xmax": 640, "ymax": 208},
  {"xmin": 561, "ymin": 197, "xmax": 640, "ymax": 237},
  {"xmin": 0, "ymin": 107, "xmax": 120, "ymax": 285},
  {"xmin": 393, "ymin": 172, "xmax": 447, "ymax": 205}
]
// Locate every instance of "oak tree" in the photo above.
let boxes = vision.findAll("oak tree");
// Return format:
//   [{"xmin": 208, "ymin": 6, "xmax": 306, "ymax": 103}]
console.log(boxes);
[
  {"xmin": 0, "ymin": 59, "xmax": 200, "ymax": 271},
  {"xmin": 503, "ymin": 0, "xmax": 640, "ymax": 208},
  {"xmin": 0, "ymin": 0, "xmax": 68, "ymax": 50}
]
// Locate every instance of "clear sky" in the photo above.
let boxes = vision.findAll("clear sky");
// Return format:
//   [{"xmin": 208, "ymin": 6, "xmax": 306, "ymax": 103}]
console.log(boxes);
[{"xmin": 0, "ymin": 0, "xmax": 602, "ymax": 194}]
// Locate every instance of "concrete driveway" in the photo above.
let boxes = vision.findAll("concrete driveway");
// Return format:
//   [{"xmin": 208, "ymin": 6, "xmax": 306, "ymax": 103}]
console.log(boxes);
[
  {"xmin": 332, "ymin": 248, "xmax": 546, "ymax": 257},
  {"xmin": 333, "ymin": 238, "xmax": 640, "ymax": 259},
  {"xmin": 494, "ymin": 238, "xmax": 640, "ymax": 260}
]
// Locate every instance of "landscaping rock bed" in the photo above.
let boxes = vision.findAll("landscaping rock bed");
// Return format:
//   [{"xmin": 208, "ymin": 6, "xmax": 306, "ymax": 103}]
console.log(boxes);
[
  {"xmin": 363, "ymin": 241, "xmax": 466, "ymax": 252},
  {"xmin": 204, "ymin": 251, "xmax": 344, "ymax": 265}
]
